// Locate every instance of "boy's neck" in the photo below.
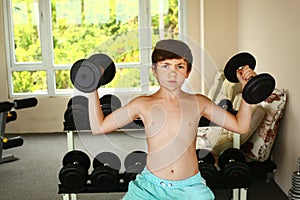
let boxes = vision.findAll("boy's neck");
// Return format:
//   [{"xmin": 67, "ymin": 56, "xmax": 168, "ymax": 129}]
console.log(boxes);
[{"xmin": 155, "ymin": 87, "xmax": 184, "ymax": 101}]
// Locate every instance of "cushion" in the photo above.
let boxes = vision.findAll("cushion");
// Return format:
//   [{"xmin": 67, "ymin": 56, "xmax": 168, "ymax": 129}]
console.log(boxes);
[
  {"xmin": 241, "ymin": 89, "xmax": 287, "ymax": 162},
  {"xmin": 211, "ymin": 103, "xmax": 266, "ymax": 156}
]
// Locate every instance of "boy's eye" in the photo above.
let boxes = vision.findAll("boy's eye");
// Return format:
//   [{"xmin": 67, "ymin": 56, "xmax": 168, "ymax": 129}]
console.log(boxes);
[
  {"xmin": 178, "ymin": 65, "xmax": 185, "ymax": 69},
  {"xmin": 161, "ymin": 65, "xmax": 168, "ymax": 68}
]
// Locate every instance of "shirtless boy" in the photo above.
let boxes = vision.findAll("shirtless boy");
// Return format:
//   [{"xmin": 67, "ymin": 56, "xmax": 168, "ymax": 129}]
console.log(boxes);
[{"xmin": 87, "ymin": 39, "xmax": 256, "ymax": 199}]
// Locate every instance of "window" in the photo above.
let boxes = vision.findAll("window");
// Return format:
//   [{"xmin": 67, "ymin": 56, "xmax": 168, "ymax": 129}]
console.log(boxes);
[{"xmin": 3, "ymin": 0, "xmax": 186, "ymax": 97}]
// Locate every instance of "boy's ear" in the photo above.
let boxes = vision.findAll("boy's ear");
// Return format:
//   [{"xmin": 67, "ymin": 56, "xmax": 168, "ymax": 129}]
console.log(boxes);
[
  {"xmin": 152, "ymin": 65, "xmax": 158, "ymax": 78},
  {"xmin": 185, "ymin": 69, "xmax": 191, "ymax": 78}
]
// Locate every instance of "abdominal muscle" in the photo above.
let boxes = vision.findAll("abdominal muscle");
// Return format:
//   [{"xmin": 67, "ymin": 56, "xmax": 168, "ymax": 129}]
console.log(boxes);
[{"xmin": 144, "ymin": 123, "xmax": 200, "ymax": 180}]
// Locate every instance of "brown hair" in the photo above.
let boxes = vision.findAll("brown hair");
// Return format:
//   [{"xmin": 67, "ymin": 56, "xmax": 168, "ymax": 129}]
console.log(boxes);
[{"xmin": 152, "ymin": 39, "xmax": 193, "ymax": 73}]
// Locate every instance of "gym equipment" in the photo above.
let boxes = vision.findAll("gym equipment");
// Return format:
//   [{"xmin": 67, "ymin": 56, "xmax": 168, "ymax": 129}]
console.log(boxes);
[
  {"xmin": 63, "ymin": 94, "xmax": 122, "ymax": 130},
  {"xmin": 218, "ymin": 148, "xmax": 251, "ymax": 188},
  {"xmin": 6, "ymin": 111, "xmax": 17, "ymax": 123},
  {"xmin": 0, "ymin": 97, "xmax": 38, "ymax": 164},
  {"xmin": 90, "ymin": 152, "xmax": 121, "ymax": 191},
  {"xmin": 70, "ymin": 54, "xmax": 116, "ymax": 93},
  {"xmin": 224, "ymin": 52, "xmax": 276, "ymax": 104},
  {"xmin": 196, "ymin": 149, "xmax": 219, "ymax": 188},
  {"xmin": 59, "ymin": 150, "xmax": 91, "ymax": 192},
  {"xmin": 100, "ymin": 94, "xmax": 122, "ymax": 117},
  {"xmin": 123, "ymin": 150, "xmax": 147, "ymax": 185},
  {"xmin": 2, "ymin": 136, "xmax": 23, "ymax": 150},
  {"xmin": 0, "ymin": 97, "xmax": 38, "ymax": 112},
  {"xmin": 288, "ymin": 157, "xmax": 300, "ymax": 200},
  {"xmin": 64, "ymin": 95, "xmax": 90, "ymax": 131}
]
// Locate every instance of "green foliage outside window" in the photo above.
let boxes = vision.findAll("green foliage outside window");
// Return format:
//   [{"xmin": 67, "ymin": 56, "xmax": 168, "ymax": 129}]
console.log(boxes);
[{"xmin": 10, "ymin": 0, "xmax": 179, "ymax": 94}]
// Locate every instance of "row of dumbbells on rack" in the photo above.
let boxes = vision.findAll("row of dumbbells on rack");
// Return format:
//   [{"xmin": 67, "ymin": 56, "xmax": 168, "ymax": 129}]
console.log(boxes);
[
  {"xmin": 289, "ymin": 157, "xmax": 300, "ymax": 199},
  {"xmin": 197, "ymin": 148, "xmax": 251, "ymax": 189},
  {"xmin": 58, "ymin": 150, "xmax": 147, "ymax": 193},
  {"xmin": 63, "ymin": 94, "xmax": 144, "ymax": 131},
  {"xmin": 58, "ymin": 147, "xmax": 252, "ymax": 194}
]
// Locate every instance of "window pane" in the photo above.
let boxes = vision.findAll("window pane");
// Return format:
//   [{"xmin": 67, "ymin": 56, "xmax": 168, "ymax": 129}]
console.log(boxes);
[
  {"xmin": 55, "ymin": 70, "xmax": 73, "ymax": 91},
  {"xmin": 12, "ymin": 71, "xmax": 47, "ymax": 93},
  {"xmin": 51, "ymin": 0, "xmax": 139, "ymax": 65},
  {"xmin": 151, "ymin": 0, "xmax": 179, "ymax": 43},
  {"xmin": 12, "ymin": 0, "xmax": 42, "ymax": 63},
  {"xmin": 104, "ymin": 68, "xmax": 140, "ymax": 88}
]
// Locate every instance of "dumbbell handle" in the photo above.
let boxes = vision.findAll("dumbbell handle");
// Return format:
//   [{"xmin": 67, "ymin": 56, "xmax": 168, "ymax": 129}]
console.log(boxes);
[{"xmin": 237, "ymin": 65, "xmax": 255, "ymax": 82}]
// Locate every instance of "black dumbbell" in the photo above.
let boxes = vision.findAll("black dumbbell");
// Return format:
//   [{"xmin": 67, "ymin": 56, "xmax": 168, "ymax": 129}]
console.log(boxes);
[
  {"xmin": 196, "ymin": 149, "xmax": 218, "ymax": 188},
  {"xmin": 59, "ymin": 150, "xmax": 91, "ymax": 192},
  {"xmin": 100, "ymin": 94, "xmax": 122, "ymax": 117},
  {"xmin": 218, "ymin": 148, "xmax": 251, "ymax": 188},
  {"xmin": 90, "ymin": 152, "xmax": 121, "ymax": 192},
  {"xmin": 64, "ymin": 95, "xmax": 90, "ymax": 131},
  {"xmin": 70, "ymin": 54, "xmax": 116, "ymax": 93},
  {"xmin": 123, "ymin": 150, "xmax": 147, "ymax": 185},
  {"xmin": 224, "ymin": 52, "xmax": 275, "ymax": 104}
]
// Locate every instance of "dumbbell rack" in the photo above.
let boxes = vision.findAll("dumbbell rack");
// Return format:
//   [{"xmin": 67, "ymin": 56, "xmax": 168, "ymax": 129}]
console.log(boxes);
[
  {"xmin": 59, "ymin": 130, "xmax": 86, "ymax": 200},
  {"xmin": 231, "ymin": 133, "xmax": 248, "ymax": 200},
  {"xmin": 60, "ymin": 131, "xmax": 248, "ymax": 200},
  {"xmin": 59, "ymin": 130, "xmax": 134, "ymax": 200}
]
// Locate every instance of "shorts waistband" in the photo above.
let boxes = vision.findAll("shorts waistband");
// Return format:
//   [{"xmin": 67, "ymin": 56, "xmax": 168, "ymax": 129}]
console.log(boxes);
[{"xmin": 141, "ymin": 167, "xmax": 204, "ymax": 189}]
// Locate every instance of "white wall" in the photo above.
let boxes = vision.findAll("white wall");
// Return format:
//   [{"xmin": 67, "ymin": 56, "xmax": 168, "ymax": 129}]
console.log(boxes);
[{"xmin": 237, "ymin": 0, "xmax": 300, "ymax": 194}]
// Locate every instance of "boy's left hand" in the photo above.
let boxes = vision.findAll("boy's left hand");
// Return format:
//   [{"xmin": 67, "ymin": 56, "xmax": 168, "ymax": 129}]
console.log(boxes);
[{"xmin": 236, "ymin": 65, "xmax": 257, "ymax": 87}]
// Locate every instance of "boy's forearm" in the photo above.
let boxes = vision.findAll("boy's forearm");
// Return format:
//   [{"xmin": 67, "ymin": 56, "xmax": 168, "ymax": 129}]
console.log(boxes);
[
  {"xmin": 87, "ymin": 91, "xmax": 105, "ymax": 134},
  {"xmin": 235, "ymin": 99, "xmax": 252, "ymax": 134}
]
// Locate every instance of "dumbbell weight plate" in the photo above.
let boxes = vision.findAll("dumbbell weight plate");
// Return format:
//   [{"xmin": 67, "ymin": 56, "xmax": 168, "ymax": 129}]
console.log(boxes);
[
  {"xmin": 91, "ymin": 152, "xmax": 121, "ymax": 191},
  {"xmin": 93, "ymin": 152, "xmax": 121, "ymax": 171},
  {"xmin": 222, "ymin": 162, "xmax": 251, "ymax": 188},
  {"xmin": 89, "ymin": 54, "xmax": 116, "ymax": 86},
  {"xmin": 123, "ymin": 164, "xmax": 143, "ymax": 185},
  {"xmin": 67, "ymin": 95, "xmax": 88, "ymax": 108},
  {"xmin": 60, "ymin": 150, "xmax": 91, "ymax": 191},
  {"xmin": 59, "ymin": 164, "xmax": 88, "ymax": 191},
  {"xmin": 196, "ymin": 149, "xmax": 215, "ymax": 164},
  {"xmin": 124, "ymin": 150, "xmax": 147, "ymax": 171},
  {"xmin": 70, "ymin": 104, "xmax": 90, "ymax": 130},
  {"xmin": 100, "ymin": 94, "xmax": 122, "ymax": 110},
  {"xmin": 100, "ymin": 94, "xmax": 122, "ymax": 117},
  {"xmin": 292, "ymin": 171, "xmax": 300, "ymax": 181},
  {"xmin": 218, "ymin": 148, "xmax": 246, "ymax": 170},
  {"xmin": 289, "ymin": 189, "xmax": 300, "ymax": 199},
  {"xmin": 70, "ymin": 59, "xmax": 102, "ymax": 93},
  {"xmin": 224, "ymin": 52, "xmax": 256, "ymax": 83},
  {"xmin": 198, "ymin": 162, "xmax": 218, "ymax": 188},
  {"xmin": 63, "ymin": 150, "xmax": 91, "ymax": 171},
  {"xmin": 242, "ymin": 73, "xmax": 275, "ymax": 104}
]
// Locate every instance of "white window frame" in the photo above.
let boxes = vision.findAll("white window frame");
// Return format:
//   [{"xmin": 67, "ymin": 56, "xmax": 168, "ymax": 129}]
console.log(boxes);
[{"xmin": 3, "ymin": 0, "xmax": 187, "ymax": 97}]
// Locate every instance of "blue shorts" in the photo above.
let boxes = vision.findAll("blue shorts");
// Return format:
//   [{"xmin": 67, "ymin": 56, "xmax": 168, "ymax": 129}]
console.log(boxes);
[{"xmin": 122, "ymin": 168, "xmax": 215, "ymax": 200}]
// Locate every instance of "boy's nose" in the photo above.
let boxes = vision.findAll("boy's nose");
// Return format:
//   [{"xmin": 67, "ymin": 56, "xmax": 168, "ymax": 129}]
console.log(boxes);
[{"xmin": 169, "ymin": 70, "xmax": 177, "ymax": 77}]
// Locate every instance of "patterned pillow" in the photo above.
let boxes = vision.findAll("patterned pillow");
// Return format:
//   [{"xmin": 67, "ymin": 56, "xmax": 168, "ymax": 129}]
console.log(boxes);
[{"xmin": 241, "ymin": 89, "xmax": 287, "ymax": 162}]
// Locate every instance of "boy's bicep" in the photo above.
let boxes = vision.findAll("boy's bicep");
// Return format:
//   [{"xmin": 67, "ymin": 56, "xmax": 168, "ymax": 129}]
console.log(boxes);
[{"xmin": 101, "ymin": 102, "xmax": 139, "ymax": 132}]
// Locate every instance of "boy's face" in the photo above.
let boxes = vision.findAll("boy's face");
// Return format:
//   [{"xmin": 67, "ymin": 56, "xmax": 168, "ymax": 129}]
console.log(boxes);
[{"xmin": 152, "ymin": 58, "xmax": 191, "ymax": 91}]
